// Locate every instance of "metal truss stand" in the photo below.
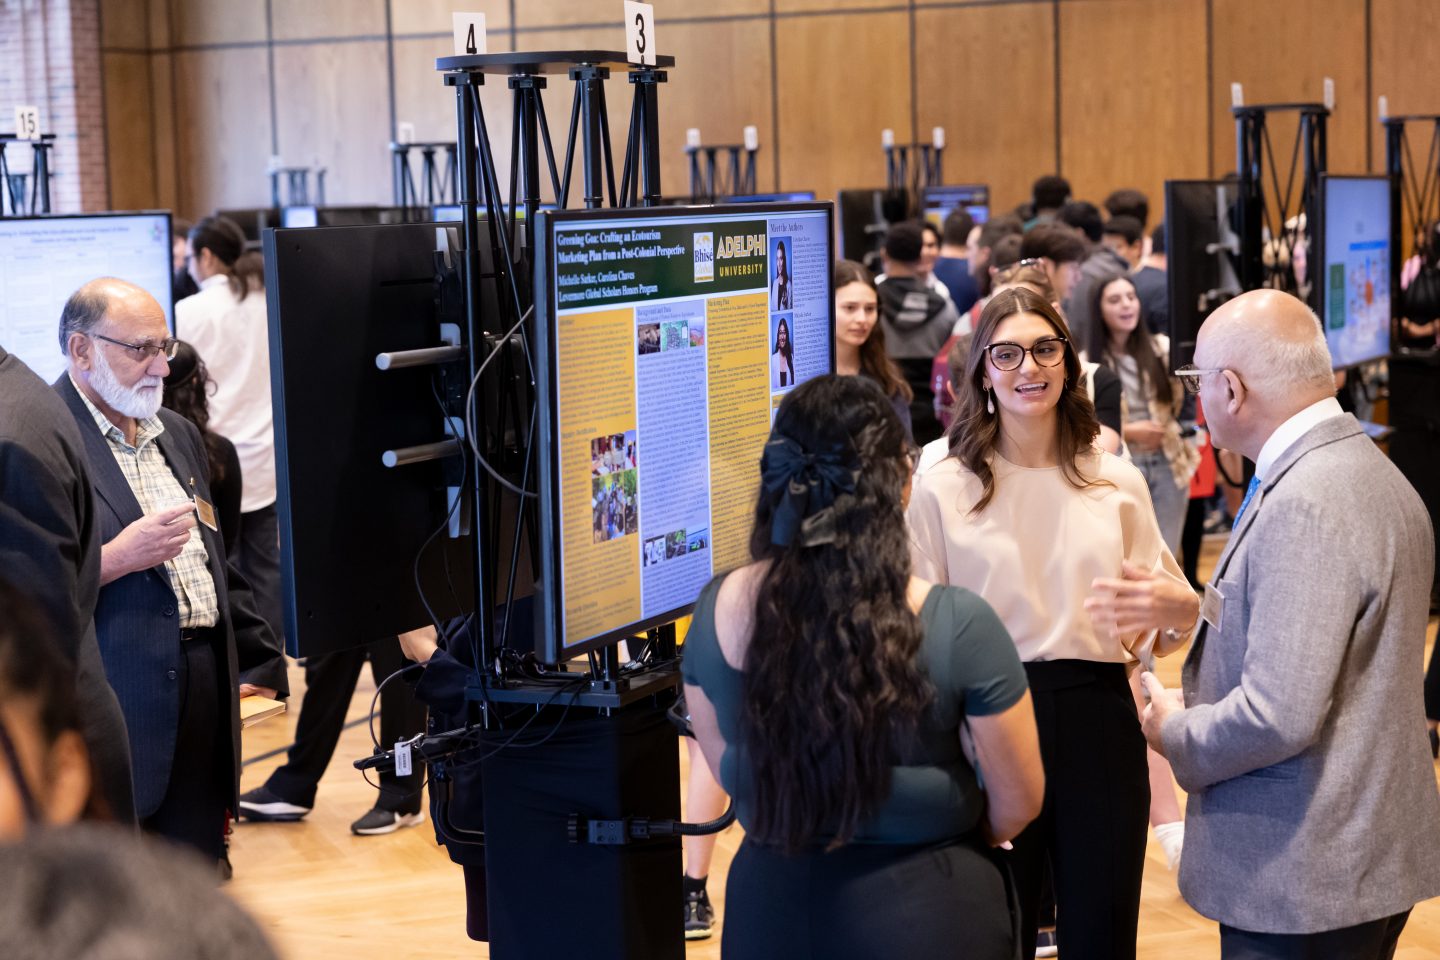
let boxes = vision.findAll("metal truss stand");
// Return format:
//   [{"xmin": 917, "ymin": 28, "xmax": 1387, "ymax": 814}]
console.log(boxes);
[
  {"xmin": 1382, "ymin": 112, "xmax": 1440, "ymax": 317},
  {"xmin": 268, "ymin": 166, "xmax": 326, "ymax": 208},
  {"xmin": 391, "ymin": 141, "xmax": 458, "ymax": 211},
  {"xmin": 435, "ymin": 50, "xmax": 675, "ymax": 691},
  {"xmin": 685, "ymin": 140, "xmax": 756, "ymax": 201},
  {"xmin": 884, "ymin": 137, "xmax": 945, "ymax": 195},
  {"xmin": 0, "ymin": 133, "xmax": 55, "ymax": 216},
  {"xmin": 1233, "ymin": 103, "xmax": 1328, "ymax": 310}
]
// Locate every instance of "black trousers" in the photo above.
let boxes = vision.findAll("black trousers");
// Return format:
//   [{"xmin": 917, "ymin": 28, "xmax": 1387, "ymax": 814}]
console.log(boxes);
[
  {"xmin": 722, "ymin": 837, "xmax": 1015, "ymax": 960},
  {"xmin": 143, "ymin": 636, "xmax": 227, "ymax": 861},
  {"xmin": 1182, "ymin": 495, "xmax": 1207, "ymax": 586},
  {"xmin": 1220, "ymin": 910, "xmax": 1410, "ymax": 959},
  {"xmin": 265, "ymin": 637, "xmax": 426, "ymax": 812},
  {"xmin": 232, "ymin": 504, "xmax": 284, "ymax": 645},
  {"xmin": 1008, "ymin": 659, "xmax": 1150, "ymax": 960}
]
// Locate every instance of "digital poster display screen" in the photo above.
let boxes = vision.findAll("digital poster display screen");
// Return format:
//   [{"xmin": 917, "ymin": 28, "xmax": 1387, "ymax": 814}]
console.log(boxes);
[
  {"xmin": 0, "ymin": 213, "xmax": 174, "ymax": 385},
  {"xmin": 1321, "ymin": 175, "xmax": 1391, "ymax": 369},
  {"xmin": 535, "ymin": 203, "xmax": 835, "ymax": 657}
]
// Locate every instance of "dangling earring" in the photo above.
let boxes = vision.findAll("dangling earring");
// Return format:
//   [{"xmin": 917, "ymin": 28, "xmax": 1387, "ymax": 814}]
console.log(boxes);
[{"xmin": 986, "ymin": 389, "xmax": 995, "ymax": 415}]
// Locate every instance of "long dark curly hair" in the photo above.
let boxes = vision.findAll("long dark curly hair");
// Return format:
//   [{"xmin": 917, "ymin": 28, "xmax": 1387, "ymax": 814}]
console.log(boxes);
[
  {"xmin": 949, "ymin": 286, "xmax": 1104, "ymax": 514},
  {"xmin": 740, "ymin": 374, "xmax": 930, "ymax": 852},
  {"xmin": 161, "ymin": 341, "xmax": 227, "ymax": 486}
]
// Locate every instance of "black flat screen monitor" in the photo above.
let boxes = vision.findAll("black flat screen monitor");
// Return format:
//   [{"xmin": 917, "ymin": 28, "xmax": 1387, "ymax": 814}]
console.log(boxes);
[
  {"xmin": 281, "ymin": 205, "xmax": 318, "ymax": 228},
  {"xmin": 533, "ymin": 202, "xmax": 836, "ymax": 660},
  {"xmin": 264, "ymin": 220, "xmax": 486, "ymax": 656},
  {"xmin": 0, "ymin": 212, "xmax": 174, "ymax": 385},
  {"xmin": 432, "ymin": 203, "xmax": 557, "ymax": 222},
  {"xmin": 836, "ymin": 188, "xmax": 910, "ymax": 263},
  {"xmin": 725, "ymin": 191, "xmax": 817, "ymax": 204},
  {"xmin": 921, "ymin": 185, "xmax": 990, "ymax": 229},
  {"xmin": 215, "ymin": 207, "xmax": 277, "ymax": 242},
  {"xmin": 1165, "ymin": 180, "xmax": 1242, "ymax": 369},
  {"xmin": 1318, "ymin": 174, "xmax": 1392, "ymax": 369}
]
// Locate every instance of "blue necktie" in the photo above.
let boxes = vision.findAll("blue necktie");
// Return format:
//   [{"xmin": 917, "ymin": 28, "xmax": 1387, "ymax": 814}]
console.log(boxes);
[{"xmin": 1234, "ymin": 475, "xmax": 1261, "ymax": 525}]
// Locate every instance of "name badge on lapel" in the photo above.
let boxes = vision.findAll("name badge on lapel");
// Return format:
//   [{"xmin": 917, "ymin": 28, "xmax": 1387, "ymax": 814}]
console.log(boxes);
[
  {"xmin": 187, "ymin": 475, "xmax": 219, "ymax": 532},
  {"xmin": 1201, "ymin": 581, "xmax": 1225, "ymax": 632},
  {"xmin": 193, "ymin": 495, "xmax": 219, "ymax": 532}
]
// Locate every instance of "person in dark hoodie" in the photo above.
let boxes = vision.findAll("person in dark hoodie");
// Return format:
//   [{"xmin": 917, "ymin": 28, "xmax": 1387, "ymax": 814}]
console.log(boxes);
[{"xmin": 877, "ymin": 221, "xmax": 960, "ymax": 444}]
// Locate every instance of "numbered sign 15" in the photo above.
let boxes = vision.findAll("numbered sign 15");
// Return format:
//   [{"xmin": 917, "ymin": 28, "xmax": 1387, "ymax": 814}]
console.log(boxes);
[
  {"xmin": 14, "ymin": 106, "xmax": 40, "ymax": 141},
  {"xmin": 625, "ymin": 1, "xmax": 655, "ymax": 67},
  {"xmin": 452, "ymin": 12, "xmax": 487, "ymax": 57}
]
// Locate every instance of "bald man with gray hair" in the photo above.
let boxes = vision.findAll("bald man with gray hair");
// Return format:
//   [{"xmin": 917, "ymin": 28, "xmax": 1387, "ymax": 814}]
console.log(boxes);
[{"xmin": 1139, "ymin": 289, "xmax": 1440, "ymax": 958}]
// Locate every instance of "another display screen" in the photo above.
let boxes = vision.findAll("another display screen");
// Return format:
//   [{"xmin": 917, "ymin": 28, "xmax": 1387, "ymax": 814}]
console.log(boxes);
[
  {"xmin": 281, "ymin": 205, "xmax": 318, "ymax": 228},
  {"xmin": 726, "ymin": 192, "xmax": 817, "ymax": 204},
  {"xmin": 432, "ymin": 203, "xmax": 556, "ymax": 222},
  {"xmin": 0, "ymin": 213, "xmax": 174, "ymax": 385},
  {"xmin": 922, "ymin": 184, "xmax": 990, "ymax": 229},
  {"xmin": 1322, "ymin": 176, "xmax": 1391, "ymax": 369},
  {"xmin": 539, "ymin": 204, "xmax": 834, "ymax": 654}
]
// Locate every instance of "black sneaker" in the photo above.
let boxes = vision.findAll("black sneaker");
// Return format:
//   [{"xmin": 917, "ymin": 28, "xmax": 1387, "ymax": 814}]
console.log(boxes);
[
  {"xmin": 683, "ymin": 886, "xmax": 715, "ymax": 941},
  {"xmin": 237, "ymin": 785, "xmax": 311, "ymax": 822},
  {"xmin": 350, "ymin": 807, "xmax": 426, "ymax": 836}
]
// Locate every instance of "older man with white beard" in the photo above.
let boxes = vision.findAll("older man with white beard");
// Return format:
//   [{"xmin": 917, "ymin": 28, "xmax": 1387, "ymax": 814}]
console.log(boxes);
[{"xmin": 54, "ymin": 277, "xmax": 287, "ymax": 867}]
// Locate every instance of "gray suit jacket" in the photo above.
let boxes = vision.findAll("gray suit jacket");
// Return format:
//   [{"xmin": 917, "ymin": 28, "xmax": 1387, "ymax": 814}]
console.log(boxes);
[{"xmin": 1162, "ymin": 413, "xmax": 1440, "ymax": 933}]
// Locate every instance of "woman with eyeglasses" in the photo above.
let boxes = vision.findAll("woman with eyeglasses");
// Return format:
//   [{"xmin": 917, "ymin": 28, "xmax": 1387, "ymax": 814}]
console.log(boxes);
[
  {"xmin": 908, "ymin": 287, "xmax": 1198, "ymax": 960},
  {"xmin": 176, "ymin": 216, "xmax": 284, "ymax": 640},
  {"xmin": 834, "ymin": 259, "xmax": 913, "ymax": 440},
  {"xmin": 683, "ymin": 374, "xmax": 1044, "ymax": 959},
  {"xmin": 1085, "ymin": 273, "xmax": 1198, "ymax": 555}
]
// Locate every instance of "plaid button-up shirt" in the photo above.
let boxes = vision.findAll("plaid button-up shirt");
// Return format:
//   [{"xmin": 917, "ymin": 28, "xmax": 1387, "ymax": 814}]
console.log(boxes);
[{"xmin": 73, "ymin": 378, "xmax": 219, "ymax": 628}]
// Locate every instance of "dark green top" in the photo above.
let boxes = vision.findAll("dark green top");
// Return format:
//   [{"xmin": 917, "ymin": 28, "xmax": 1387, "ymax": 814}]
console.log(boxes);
[{"xmin": 681, "ymin": 577, "xmax": 1028, "ymax": 845}]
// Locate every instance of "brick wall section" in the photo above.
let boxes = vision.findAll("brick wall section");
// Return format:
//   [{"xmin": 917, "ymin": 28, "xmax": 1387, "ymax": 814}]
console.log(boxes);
[{"xmin": 0, "ymin": 0, "xmax": 109, "ymax": 214}]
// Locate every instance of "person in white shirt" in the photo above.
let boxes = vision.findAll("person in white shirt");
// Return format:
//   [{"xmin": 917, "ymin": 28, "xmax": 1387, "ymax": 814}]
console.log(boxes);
[
  {"xmin": 907, "ymin": 286, "xmax": 1198, "ymax": 960},
  {"xmin": 177, "ymin": 216, "xmax": 282, "ymax": 642}
]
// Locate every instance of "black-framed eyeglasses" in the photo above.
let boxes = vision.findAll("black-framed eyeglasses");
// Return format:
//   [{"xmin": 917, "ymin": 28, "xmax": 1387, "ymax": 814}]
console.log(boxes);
[
  {"xmin": 90, "ymin": 332, "xmax": 180, "ymax": 362},
  {"xmin": 985, "ymin": 336, "xmax": 1067, "ymax": 372},
  {"xmin": 1173, "ymin": 363, "xmax": 1226, "ymax": 395}
]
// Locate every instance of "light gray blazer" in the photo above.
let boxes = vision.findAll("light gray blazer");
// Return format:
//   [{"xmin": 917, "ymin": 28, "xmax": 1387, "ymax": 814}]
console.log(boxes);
[{"xmin": 1162, "ymin": 413, "xmax": 1440, "ymax": 934}]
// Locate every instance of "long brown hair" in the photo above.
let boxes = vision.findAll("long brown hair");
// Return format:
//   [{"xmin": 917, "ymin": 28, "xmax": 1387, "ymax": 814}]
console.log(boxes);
[
  {"xmin": 949, "ymin": 287, "xmax": 1105, "ymax": 514},
  {"xmin": 161, "ymin": 341, "xmax": 227, "ymax": 486},
  {"xmin": 741, "ymin": 375, "xmax": 929, "ymax": 852},
  {"xmin": 1086, "ymin": 272, "xmax": 1173, "ymax": 406},
  {"xmin": 833, "ymin": 259, "xmax": 913, "ymax": 402}
]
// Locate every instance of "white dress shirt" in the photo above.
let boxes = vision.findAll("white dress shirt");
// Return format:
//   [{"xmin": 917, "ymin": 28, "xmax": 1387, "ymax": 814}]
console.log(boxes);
[
  {"xmin": 175, "ymin": 275, "xmax": 276, "ymax": 512},
  {"xmin": 1255, "ymin": 396, "xmax": 1345, "ymax": 480}
]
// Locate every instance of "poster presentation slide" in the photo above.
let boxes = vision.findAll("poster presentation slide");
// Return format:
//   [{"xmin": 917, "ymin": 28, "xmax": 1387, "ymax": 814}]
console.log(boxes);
[
  {"xmin": 549, "ymin": 207, "xmax": 832, "ymax": 650},
  {"xmin": 1323, "ymin": 177, "xmax": 1391, "ymax": 368},
  {"xmin": 0, "ymin": 215, "xmax": 174, "ymax": 385}
]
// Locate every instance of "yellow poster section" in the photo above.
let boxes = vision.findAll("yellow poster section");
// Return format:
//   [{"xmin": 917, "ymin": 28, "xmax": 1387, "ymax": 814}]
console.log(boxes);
[
  {"xmin": 557, "ymin": 307, "xmax": 641, "ymax": 647},
  {"xmin": 707, "ymin": 292, "xmax": 772, "ymax": 574}
]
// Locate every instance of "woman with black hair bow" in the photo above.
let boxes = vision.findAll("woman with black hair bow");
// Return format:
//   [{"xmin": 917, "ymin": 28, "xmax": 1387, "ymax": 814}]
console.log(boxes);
[{"xmin": 682, "ymin": 374, "xmax": 1044, "ymax": 959}]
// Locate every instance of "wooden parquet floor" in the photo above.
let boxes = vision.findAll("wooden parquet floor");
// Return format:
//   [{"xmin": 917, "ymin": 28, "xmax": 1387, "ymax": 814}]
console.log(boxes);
[{"xmin": 227, "ymin": 535, "xmax": 1440, "ymax": 959}]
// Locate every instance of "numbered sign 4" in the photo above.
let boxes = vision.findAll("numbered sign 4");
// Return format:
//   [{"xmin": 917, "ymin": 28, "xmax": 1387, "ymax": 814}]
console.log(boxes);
[
  {"xmin": 14, "ymin": 106, "xmax": 40, "ymax": 141},
  {"xmin": 625, "ymin": 1, "xmax": 655, "ymax": 67},
  {"xmin": 452, "ymin": 12, "xmax": 487, "ymax": 57}
]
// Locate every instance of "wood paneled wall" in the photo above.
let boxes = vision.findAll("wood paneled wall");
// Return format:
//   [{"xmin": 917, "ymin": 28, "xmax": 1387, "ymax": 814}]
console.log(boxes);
[{"xmin": 97, "ymin": 0, "xmax": 1440, "ymax": 224}]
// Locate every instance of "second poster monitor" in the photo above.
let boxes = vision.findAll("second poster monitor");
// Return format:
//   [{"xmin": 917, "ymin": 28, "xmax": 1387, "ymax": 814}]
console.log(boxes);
[{"xmin": 534, "ymin": 202, "xmax": 837, "ymax": 660}]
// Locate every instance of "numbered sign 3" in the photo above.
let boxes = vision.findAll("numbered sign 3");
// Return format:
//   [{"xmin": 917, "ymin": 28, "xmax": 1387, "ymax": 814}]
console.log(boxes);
[
  {"xmin": 625, "ymin": 1, "xmax": 655, "ymax": 67},
  {"xmin": 14, "ymin": 106, "xmax": 40, "ymax": 141},
  {"xmin": 452, "ymin": 12, "xmax": 487, "ymax": 57}
]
